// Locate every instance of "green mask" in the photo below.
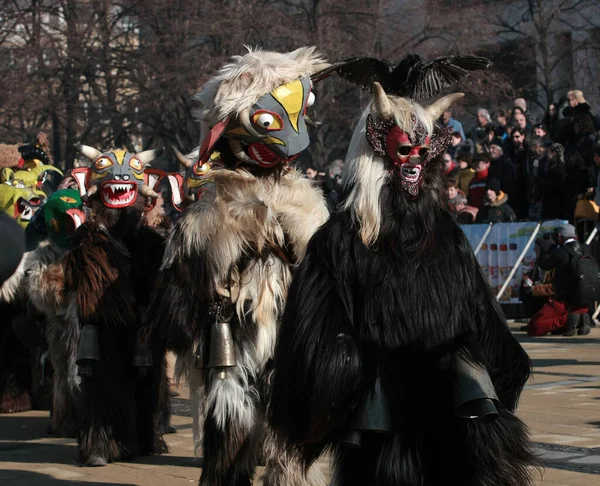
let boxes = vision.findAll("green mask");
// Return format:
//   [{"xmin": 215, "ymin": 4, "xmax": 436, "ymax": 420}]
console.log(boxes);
[{"xmin": 43, "ymin": 189, "xmax": 85, "ymax": 248}]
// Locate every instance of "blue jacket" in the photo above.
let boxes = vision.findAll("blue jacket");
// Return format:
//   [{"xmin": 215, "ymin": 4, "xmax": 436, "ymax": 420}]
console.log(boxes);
[{"xmin": 439, "ymin": 116, "xmax": 466, "ymax": 140}]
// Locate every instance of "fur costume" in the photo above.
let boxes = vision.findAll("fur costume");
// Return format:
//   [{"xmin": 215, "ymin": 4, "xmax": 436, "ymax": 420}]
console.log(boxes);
[
  {"xmin": 0, "ymin": 228, "xmax": 54, "ymax": 414},
  {"xmin": 36, "ymin": 147, "xmax": 170, "ymax": 465},
  {"xmin": 147, "ymin": 47, "xmax": 330, "ymax": 486},
  {"xmin": 269, "ymin": 84, "xmax": 536, "ymax": 485},
  {"xmin": 25, "ymin": 189, "xmax": 86, "ymax": 436}
]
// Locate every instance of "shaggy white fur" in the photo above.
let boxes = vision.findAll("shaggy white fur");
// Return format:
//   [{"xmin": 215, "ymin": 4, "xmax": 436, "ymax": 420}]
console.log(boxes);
[
  {"xmin": 163, "ymin": 166, "xmax": 329, "ymax": 463},
  {"xmin": 191, "ymin": 46, "xmax": 329, "ymax": 148},
  {"xmin": 343, "ymin": 93, "xmax": 460, "ymax": 246}
]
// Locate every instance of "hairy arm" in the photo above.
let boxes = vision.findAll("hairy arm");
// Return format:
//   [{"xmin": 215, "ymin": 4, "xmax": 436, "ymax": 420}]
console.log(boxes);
[{"xmin": 269, "ymin": 220, "xmax": 362, "ymax": 464}]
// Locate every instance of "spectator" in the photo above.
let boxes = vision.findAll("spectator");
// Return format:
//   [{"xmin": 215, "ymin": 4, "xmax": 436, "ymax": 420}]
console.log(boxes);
[
  {"xmin": 488, "ymin": 141, "xmax": 517, "ymax": 203},
  {"xmin": 446, "ymin": 182, "xmax": 478, "ymax": 224},
  {"xmin": 471, "ymin": 108, "xmax": 494, "ymax": 143},
  {"xmin": 541, "ymin": 143, "xmax": 569, "ymax": 220},
  {"xmin": 475, "ymin": 178, "xmax": 516, "ymax": 223},
  {"xmin": 456, "ymin": 151, "xmax": 475, "ymax": 196},
  {"xmin": 482, "ymin": 125, "xmax": 501, "ymax": 152},
  {"xmin": 495, "ymin": 109, "xmax": 510, "ymax": 140},
  {"xmin": 533, "ymin": 124, "xmax": 552, "ymax": 145},
  {"xmin": 439, "ymin": 107, "xmax": 466, "ymax": 140},
  {"xmin": 448, "ymin": 131, "xmax": 474, "ymax": 159},
  {"xmin": 513, "ymin": 98, "xmax": 527, "ymax": 114},
  {"xmin": 521, "ymin": 236, "xmax": 557, "ymax": 320},
  {"xmin": 543, "ymin": 102, "xmax": 560, "ymax": 141},
  {"xmin": 537, "ymin": 224, "xmax": 595, "ymax": 336},
  {"xmin": 525, "ymin": 136, "xmax": 548, "ymax": 219},
  {"xmin": 563, "ymin": 89, "xmax": 600, "ymax": 130},
  {"xmin": 506, "ymin": 126, "xmax": 530, "ymax": 218},
  {"xmin": 305, "ymin": 166, "xmax": 318, "ymax": 179},
  {"xmin": 512, "ymin": 111, "xmax": 530, "ymax": 134},
  {"xmin": 468, "ymin": 154, "xmax": 491, "ymax": 209},
  {"xmin": 443, "ymin": 152, "xmax": 459, "ymax": 186}
]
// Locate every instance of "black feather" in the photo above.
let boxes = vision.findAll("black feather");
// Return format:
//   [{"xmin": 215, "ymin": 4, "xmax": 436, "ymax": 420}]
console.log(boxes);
[{"xmin": 311, "ymin": 54, "xmax": 492, "ymax": 100}]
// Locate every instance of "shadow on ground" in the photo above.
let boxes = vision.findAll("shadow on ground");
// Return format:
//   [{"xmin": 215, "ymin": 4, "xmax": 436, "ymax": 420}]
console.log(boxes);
[
  {"xmin": 531, "ymin": 359, "xmax": 600, "ymax": 368},
  {"xmin": 0, "ymin": 414, "xmax": 51, "ymax": 441},
  {"xmin": 0, "ymin": 470, "xmax": 136, "ymax": 485}
]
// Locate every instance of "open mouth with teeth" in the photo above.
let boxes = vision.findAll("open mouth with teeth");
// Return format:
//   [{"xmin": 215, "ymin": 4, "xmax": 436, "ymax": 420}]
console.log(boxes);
[
  {"xmin": 100, "ymin": 181, "xmax": 138, "ymax": 208},
  {"xmin": 15, "ymin": 197, "xmax": 42, "ymax": 221},
  {"xmin": 399, "ymin": 163, "xmax": 422, "ymax": 183},
  {"xmin": 246, "ymin": 142, "xmax": 297, "ymax": 168}
]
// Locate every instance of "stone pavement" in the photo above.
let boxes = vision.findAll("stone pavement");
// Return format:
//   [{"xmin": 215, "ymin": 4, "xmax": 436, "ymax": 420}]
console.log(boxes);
[{"xmin": 3, "ymin": 325, "xmax": 600, "ymax": 485}]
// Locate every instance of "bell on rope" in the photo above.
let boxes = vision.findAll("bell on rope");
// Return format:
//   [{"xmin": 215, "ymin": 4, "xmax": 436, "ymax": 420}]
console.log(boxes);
[
  {"xmin": 207, "ymin": 320, "xmax": 237, "ymax": 379},
  {"xmin": 340, "ymin": 370, "xmax": 391, "ymax": 448},
  {"xmin": 453, "ymin": 354, "xmax": 499, "ymax": 421},
  {"xmin": 76, "ymin": 324, "xmax": 101, "ymax": 377}
]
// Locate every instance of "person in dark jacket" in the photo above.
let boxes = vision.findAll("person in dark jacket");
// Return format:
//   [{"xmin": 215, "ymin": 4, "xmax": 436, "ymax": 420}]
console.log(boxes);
[
  {"xmin": 538, "ymin": 224, "xmax": 593, "ymax": 336},
  {"xmin": 488, "ymin": 141, "xmax": 517, "ymax": 203},
  {"xmin": 467, "ymin": 154, "xmax": 490, "ymax": 209},
  {"xmin": 475, "ymin": 178, "xmax": 517, "ymax": 223},
  {"xmin": 541, "ymin": 144, "xmax": 569, "ymax": 220}
]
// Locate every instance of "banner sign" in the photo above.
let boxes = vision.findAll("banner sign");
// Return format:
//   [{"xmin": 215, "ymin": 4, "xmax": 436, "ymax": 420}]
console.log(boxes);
[{"xmin": 460, "ymin": 220, "xmax": 567, "ymax": 303}]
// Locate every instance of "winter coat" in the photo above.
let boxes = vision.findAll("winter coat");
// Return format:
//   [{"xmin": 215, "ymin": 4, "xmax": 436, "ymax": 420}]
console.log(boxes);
[
  {"xmin": 488, "ymin": 155, "xmax": 517, "ymax": 204},
  {"xmin": 448, "ymin": 190, "xmax": 478, "ymax": 223},
  {"xmin": 468, "ymin": 169, "xmax": 489, "ymax": 209},
  {"xmin": 475, "ymin": 191, "xmax": 517, "ymax": 223},
  {"xmin": 457, "ymin": 167, "xmax": 475, "ymax": 196},
  {"xmin": 540, "ymin": 164, "xmax": 569, "ymax": 220}
]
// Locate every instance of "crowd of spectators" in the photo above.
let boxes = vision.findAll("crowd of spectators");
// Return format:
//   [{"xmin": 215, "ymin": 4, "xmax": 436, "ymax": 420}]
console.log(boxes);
[{"xmin": 443, "ymin": 91, "xmax": 600, "ymax": 225}]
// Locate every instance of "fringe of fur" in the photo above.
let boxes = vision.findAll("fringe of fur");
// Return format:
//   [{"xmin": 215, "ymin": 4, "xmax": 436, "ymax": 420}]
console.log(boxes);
[
  {"xmin": 0, "ymin": 241, "xmax": 61, "ymax": 303},
  {"xmin": 164, "ymin": 167, "xmax": 328, "ymax": 329},
  {"xmin": 45, "ymin": 298, "xmax": 81, "ymax": 437},
  {"xmin": 192, "ymin": 46, "xmax": 328, "ymax": 145}
]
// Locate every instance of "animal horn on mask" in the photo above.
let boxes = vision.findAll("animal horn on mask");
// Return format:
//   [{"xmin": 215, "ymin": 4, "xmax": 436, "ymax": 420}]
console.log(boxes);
[
  {"xmin": 228, "ymin": 138, "xmax": 259, "ymax": 165},
  {"xmin": 425, "ymin": 93, "xmax": 465, "ymax": 123},
  {"xmin": 75, "ymin": 144, "xmax": 102, "ymax": 162},
  {"xmin": 172, "ymin": 146, "xmax": 192, "ymax": 169},
  {"xmin": 135, "ymin": 148, "xmax": 163, "ymax": 166},
  {"xmin": 370, "ymin": 82, "xmax": 393, "ymax": 120},
  {"xmin": 139, "ymin": 184, "xmax": 159, "ymax": 199}
]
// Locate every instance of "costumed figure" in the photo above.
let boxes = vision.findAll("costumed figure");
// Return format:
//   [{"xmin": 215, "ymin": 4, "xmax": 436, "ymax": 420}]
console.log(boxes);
[
  {"xmin": 147, "ymin": 47, "xmax": 330, "ymax": 486},
  {"xmin": 269, "ymin": 57, "xmax": 536, "ymax": 485},
  {"xmin": 0, "ymin": 176, "xmax": 50, "ymax": 413},
  {"xmin": 0, "ymin": 170, "xmax": 45, "ymax": 228},
  {"xmin": 40, "ymin": 145, "xmax": 170, "ymax": 465},
  {"xmin": 24, "ymin": 189, "xmax": 86, "ymax": 436}
]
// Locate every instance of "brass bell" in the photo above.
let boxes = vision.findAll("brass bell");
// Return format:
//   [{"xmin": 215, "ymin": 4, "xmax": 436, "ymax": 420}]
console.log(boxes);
[
  {"xmin": 340, "ymin": 371, "xmax": 391, "ymax": 448},
  {"xmin": 207, "ymin": 321, "xmax": 237, "ymax": 379},
  {"xmin": 453, "ymin": 354, "xmax": 499, "ymax": 421},
  {"xmin": 76, "ymin": 324, "xmax": 101, "ymax": 377},
  {"xmin": 133, "ymin": 336, "xmax": 153, "ymax": 376}
]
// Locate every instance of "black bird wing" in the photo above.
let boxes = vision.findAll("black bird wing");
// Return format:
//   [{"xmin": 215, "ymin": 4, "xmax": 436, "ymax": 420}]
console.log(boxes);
[
  {"xmin": 410, "ymin": 55, "xmax": 492, "ymax": 100},
  {"xmin": 311, "ymin": 54, "xmax": 492, "ymax": 100}
]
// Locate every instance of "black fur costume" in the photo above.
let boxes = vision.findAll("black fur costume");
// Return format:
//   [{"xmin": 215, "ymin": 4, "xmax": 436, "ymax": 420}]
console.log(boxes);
[
  {"xmin": 269, "ymin": 88, "xmax": 536, "ymax": 485},
  {"xmin": 60, "ymin": 197, "xmax": 169, "ymax": 464}
]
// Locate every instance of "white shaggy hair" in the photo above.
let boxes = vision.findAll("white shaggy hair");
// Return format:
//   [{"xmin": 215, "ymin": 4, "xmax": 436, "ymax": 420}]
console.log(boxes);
[
  {"xmin": 342, "ymin": 96, "xmax": 435, "ymax": 247},
  {"xmin": 192, "ymin": 46, "xmax": 329, "ymax": 145}
]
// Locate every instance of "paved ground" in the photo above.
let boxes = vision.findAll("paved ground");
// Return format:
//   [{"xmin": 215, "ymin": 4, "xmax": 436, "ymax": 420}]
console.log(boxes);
[{"xmin": 3, "ymin": 324, "xmax": 600, "ymax": 485}]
